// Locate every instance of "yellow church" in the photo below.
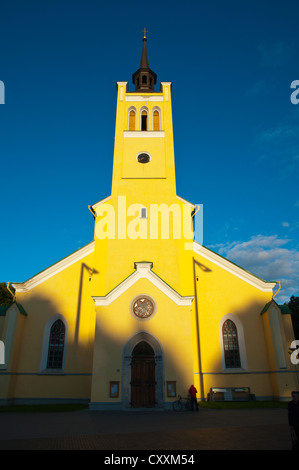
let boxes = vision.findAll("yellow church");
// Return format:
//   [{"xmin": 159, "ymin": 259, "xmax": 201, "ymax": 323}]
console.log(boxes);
[{"xmin": 0, "ymin": 35, "xmax": 297, "ymax": 409}]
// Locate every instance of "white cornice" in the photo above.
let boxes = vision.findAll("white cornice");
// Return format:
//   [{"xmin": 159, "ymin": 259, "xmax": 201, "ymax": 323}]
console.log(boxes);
[
  {"xmin": 93, "ymin": 262, "xmax": 194, "ymax": 307},
  {"xmin": 12, "ymin": 241, "xmax": 95, "ymax": 293},
  {"xmin": 91, "ymin": 195, "xmax": 111, "ymax": 210},
  {"xmin": 176, "ymin": 195, "xmax": 195, "ymax": 208},
  {"xmin": 125, "ymin": 95, "xmax": 163, "ymax": 102},
  {"xmin": 124, "ymin": 131, "xmax": 165, "ymax": 138},
  {"xmin": 193, "ymin": 242, "xmax": 277, "ymax": 292}
]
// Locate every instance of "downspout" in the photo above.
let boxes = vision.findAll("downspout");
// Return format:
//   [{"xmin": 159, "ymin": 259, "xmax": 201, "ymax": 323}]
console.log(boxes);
[
  {"xmin": 193, "ymin": 258, "xmax": 205, "ymax": 401},
  {"xmin": 272, "ymin": 281, "xmax": 281, "ymax": 300},
  {"xmin": 6, "ymin": 282, "xmax": 15, "ymax": 302}
]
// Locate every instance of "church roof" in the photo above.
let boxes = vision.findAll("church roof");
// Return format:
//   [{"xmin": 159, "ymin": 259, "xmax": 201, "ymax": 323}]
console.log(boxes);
[
  {"xmin": 260, "ymin": 299, "xmax": 291, "ymax": 315},
  {"xmin": 193, "ymin": 241, "xmax": 277, "ymax": 293},
  {"xmin": 11, "ymin": 241, "xmax": 95, "ymax": 293},
  {"xmin": 0, "ymin": 301, "xmax": 27, "ymax": 316}
]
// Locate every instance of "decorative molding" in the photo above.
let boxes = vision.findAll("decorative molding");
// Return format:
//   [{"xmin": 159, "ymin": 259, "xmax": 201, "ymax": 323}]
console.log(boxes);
[
  {"xmin": 93, "ymin": 262, "xmax": 194, "ymax": 307},
  {"xmin": 12, "ymin": 241, "xmax": 95, "ymax": 293},
  {"xmin": 91, "ymin": 195, "xmax": 111, "ymax": 210},
  {"xmin": 130, "ymin": 294, "xmax": 158, "ymax": 321},
  {"xmin": 126, "ymin": 95, "xmax": 163, "ymax": 102},
  {"xmin": 176, "ymin": 195, "xmax": 195, "ymax": 208},
  {"xmin": 124, "ymin": 131, "xmax": 165, "ymax": 138},
  {"xmin": 193, "ymin": 242, "xmax": 277, "ymax": 292}
]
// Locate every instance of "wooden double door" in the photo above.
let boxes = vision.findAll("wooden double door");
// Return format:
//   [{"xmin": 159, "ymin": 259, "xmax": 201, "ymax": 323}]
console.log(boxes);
[{"xmin": 130, "ymin": 341, "xmax": 156, "ymax": 408}]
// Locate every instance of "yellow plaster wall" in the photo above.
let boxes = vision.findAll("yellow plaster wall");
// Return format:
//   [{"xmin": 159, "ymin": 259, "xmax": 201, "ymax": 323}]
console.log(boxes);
[
  {"xmin": 90, "ymin": 278, "xmax": 194, "ymax": 404},
  {"xmin": 7, "ymin": 251, "xmax": 96, "ymax": 400}
]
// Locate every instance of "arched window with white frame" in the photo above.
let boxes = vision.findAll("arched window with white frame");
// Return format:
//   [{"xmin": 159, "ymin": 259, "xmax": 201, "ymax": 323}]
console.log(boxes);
[
  {"xmin": 140, "ymin": 107, "xmax": 148, "ymax": 131},
  {"xmin": 40, "ymin": 314, "xmax": 68, "ymax": 372},
  {"xmin": 219, "ymin": 314, "xmax": 247, "ymax": 371},
  {"xmin": 222, "ymin": 319, "xmax": 241, "ymax": 368},
  {"xmin": 47, "ymin": 319, "xmax": 65, "ymax": 369}
]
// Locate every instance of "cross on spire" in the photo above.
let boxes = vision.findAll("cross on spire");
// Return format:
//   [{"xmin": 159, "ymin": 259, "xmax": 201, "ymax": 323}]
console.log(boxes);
[{"xmin": 132, "ymin": 30, "xmax": 157, "ymax": 92}]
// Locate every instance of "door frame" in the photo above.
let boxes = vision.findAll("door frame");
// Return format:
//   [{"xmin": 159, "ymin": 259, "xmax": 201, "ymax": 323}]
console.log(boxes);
[{"xmin": 122, "ymin": 331, "xmax": 164, "ymax": 408}]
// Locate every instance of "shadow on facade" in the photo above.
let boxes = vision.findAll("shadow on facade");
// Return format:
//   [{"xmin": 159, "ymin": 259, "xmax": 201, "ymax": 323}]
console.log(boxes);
[{"xmin": 3, "ymin": 257, "xmax": 297, "ymax": 407}]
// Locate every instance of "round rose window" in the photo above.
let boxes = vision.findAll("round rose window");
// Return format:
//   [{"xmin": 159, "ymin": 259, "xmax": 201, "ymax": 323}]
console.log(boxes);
[{"xmin": 133, "ymin": 297, "xmax": 154, "ymax": 319}]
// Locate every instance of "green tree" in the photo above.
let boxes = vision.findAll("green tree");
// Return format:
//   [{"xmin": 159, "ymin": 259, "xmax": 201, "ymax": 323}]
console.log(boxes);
[
  {"xmin": 288, "ymin": 296, "xmax": 299, "ymax": 340},
  {"xmin": 0, "ymin": 282, "xmax": 14, "ymax": 306}
]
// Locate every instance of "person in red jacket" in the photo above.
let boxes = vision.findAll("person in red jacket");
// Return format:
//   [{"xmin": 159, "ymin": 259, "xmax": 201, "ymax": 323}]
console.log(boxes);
[{"xmin": 189, "ymin": 384, "xmax": 199, "ymax": 411}]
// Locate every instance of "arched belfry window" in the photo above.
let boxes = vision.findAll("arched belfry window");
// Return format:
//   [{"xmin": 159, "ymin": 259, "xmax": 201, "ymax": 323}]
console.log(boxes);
[
  {"xmin": 128, "ymin": 108, "xmax": 136, "ymax": 131},
  {"xmin": 153, "ymin": 109, "xmax": 160, "ymax": 131},
  {"xmin": 47, "ymin": 319, "xmax": 65, "ymax": 369},
  {"xmin": 222, "ymin": 319, "xmax": 241, "ymax": 368},
  {"xmin": 141, "ymin": 108, "xmax": 148, "ymax": 131}
]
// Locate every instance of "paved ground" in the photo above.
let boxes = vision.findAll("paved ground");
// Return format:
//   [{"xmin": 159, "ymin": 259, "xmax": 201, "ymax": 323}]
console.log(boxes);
[{"xmin": 0, "ymin": 408, "xmax": 294, "ymax": 450}]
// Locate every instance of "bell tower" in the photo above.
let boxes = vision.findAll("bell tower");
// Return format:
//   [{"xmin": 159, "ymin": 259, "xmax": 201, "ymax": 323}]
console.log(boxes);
[
  {"xmin": 111, "ymin": 32, "xmax": 176, "ymax": 197},
  {"xmin": 92, "ymin": 33, "xmax": 194, "ymax": 298}
]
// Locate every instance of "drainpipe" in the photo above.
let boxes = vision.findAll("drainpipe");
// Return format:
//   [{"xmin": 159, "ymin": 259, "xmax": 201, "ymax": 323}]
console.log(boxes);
[
  {"xmin": 272, "ymin": 281, "xmax": 281, "ymax": 300},
  {"xmin": 6, "ymin": 282, "xmax": 15, "ymax": 302}
]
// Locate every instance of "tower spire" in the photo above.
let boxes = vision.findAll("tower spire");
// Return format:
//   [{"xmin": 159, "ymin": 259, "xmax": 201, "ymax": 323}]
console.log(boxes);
[{"xmin": 132, "ymin": 30, "xmax": 157, "ymax": 92}]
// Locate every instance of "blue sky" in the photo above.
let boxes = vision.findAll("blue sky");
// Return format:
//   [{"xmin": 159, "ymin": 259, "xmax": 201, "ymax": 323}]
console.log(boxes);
[{"xmin": 0, "ymin": 0, "xmax": 298, "ymax": 303}]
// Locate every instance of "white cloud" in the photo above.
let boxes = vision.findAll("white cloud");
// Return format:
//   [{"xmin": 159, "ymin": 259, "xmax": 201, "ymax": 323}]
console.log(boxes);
[{"xmin": 209, "ymin": 235, "xmax": 299, "ymax": 304}]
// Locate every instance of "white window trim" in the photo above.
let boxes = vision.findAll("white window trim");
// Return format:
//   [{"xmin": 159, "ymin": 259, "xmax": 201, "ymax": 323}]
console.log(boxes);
[
  {"xmin": 219, "ymin": 314, "xmax": 248, "ymax": 372},
  {"xmin": 152, "ymin": 106, "xmax": 161, "ymax": 131},
  {"xmin": 127, "ymin": 106, "xmax": 136, "ymax": 131},
  {"xmin": 140, "ymin": 106, "xmax": 149, "ymax": 131},
  {"xmin": 39, "ymin": 314, "xmax": 68, "ymax": 374}
]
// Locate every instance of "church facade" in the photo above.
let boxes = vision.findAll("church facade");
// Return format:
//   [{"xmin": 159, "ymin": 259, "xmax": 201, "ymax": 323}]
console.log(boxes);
[{"xmin": 0, "ymin": 36, "xmax": 297, "ymax": 408}]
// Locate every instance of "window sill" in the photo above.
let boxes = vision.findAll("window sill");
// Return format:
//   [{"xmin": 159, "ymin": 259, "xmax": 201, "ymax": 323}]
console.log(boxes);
[
  {"xmin": 222, "ymin": 368, "xmax": 248, "ymax": 373},
  {"xmin": 38, "ymin": 369, "xmax": 65, "ymax": 376}
]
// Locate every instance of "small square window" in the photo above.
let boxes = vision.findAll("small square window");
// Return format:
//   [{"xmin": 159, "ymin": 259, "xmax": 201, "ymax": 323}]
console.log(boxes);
[
  {"xmin": 167, "ymin": 381, "xmax": 176, "ymax": 397},
  {"xmin": 109, "ymin": 381, "xmax": 119, "ymax": 398}
]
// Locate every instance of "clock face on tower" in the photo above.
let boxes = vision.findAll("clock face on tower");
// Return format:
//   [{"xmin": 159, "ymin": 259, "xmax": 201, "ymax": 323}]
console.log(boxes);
[{"xmin": 137, "ymin": 153, "xmax": 150, "ymax": 164}]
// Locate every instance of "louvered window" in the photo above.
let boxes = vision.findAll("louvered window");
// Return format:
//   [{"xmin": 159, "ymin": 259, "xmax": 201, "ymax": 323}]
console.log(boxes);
[
  {"xmin": 153, "ymin": 110, "xmax": 160, "ymax": 130},
  {"xmin": 129, "ymin": 110, "xmax": 136, "ymax": 131}
]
